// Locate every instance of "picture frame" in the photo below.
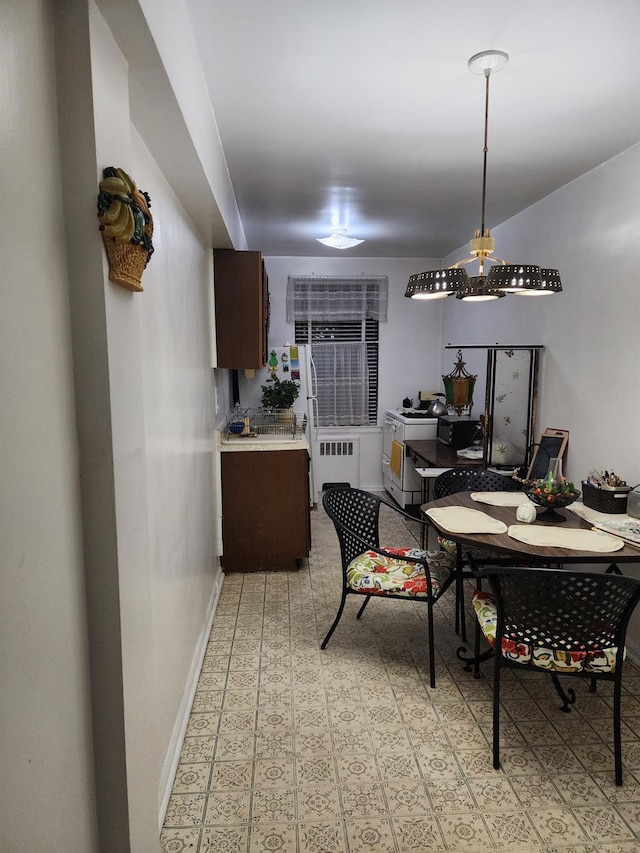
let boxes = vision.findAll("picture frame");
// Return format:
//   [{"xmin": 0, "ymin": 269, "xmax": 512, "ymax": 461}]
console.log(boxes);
[{"xmin": 525, "ymin": 428, "xmax": 569, "ymax": 482}]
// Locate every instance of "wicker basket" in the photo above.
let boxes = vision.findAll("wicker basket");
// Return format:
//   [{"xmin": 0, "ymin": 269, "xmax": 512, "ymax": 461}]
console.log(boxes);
[
  {"xmin": 581, "ymin": 481, "xmax": 631, "ymax": 514},
  {"xmin": 102, "ymin": 234, "xmax": 150, "ymax": 292}
]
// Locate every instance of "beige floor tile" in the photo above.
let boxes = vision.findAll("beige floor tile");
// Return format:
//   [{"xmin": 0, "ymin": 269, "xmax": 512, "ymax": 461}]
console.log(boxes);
[
  {"xmin": 256, "ymin": 708, "xmax": 292, "ymax": 730},
  {"xmin": 393, "ymin": 816, "xmax": 443, "ymax": 851},
  {"xmin": 253, "ymin": 757, "xmax": 295, "ymax": 789},
  {"xmin": 335, "ymin": 753, "xmax": 379, "ymax": 784},
  {"xmin": 295, "ymin": 756, "xmax": 337, "ymax": 787},
  {"xmin": 436, "ymin": 811, "xmax": 494, "ymax": 851},
  {"xmin": 248, "ymin": 822, "xmax": 296, "ymax": 853},
  {"xmin": 340, "ymin": 783, "xmax": 387, "ymax": 818},
  {"xmin": 377, "ymin": 753, "xmax": 421, "ymax": 781},
  {"xmin": 160, "ymin": 826, "xmax": 202, "ymax": 853},
  {"xmin": 574, "ymin": 805, "xmax": 637, "ymax": 843},
  {"xmin": 180, "ymin": 736, "xmax": 216, "ymax": 764},
  {"xmin": 331, "ymin": 726, "xmax": 373, "ymax": 755},
  {"xmin": 344, "ymin": 818, "xmax": 397, "ymax": 853},
  {"xmin": 254, "ymin": 730, "xmax": 294, "ymax": 758},
  {"xmin": 203, "ymin": 790, "xmax": 250, "ymax": 825},
  {"xmin": 163, "ymin": 793, "xmax": 207, "ymax": 827},
  {"xmin": 186, "ymin": 712, "xmax": 220, "ymax": 737},
  {"xmin": 223, "ymin": 688, "xmax": 259, "ymax": 710},
  {"xmin": 483, "ymin": 810, "xmax": 540, "ymax": 848},
  {"xmin": 209, "ymin": 760, "xmax": 253, "ymax": 791},
  {"xmin": 467, "ymin": 775, "xmax": 519, "ymax": 810},
  {"xmin": 296, "ymin": 785, "xmax": 342, "ymax": 821},
  {"xmin": 171, "ymin": 763, "xmax": 211, "ymax": 794},
  {"xmin": 414, "ymin": 746, "xmax": 460, "ymax": 779},
  {"xmin": 383, "ymin": 782, "xmax": 430, "ymax": 817},
  {"xmin": 250, "ymin": 788, "xmax": 296, "ymax": 823},
  {"xmin": 529, "ymin": 808, "xmax": 590, "ymax": 845},
  {"xmin": 200, "ymin": 825, "xmax": 248, "ymax": 853},
  {"xmin": 295, "ymin": 728, "xmax": 333, "ymax": 756},
  {"xmin": 297, "ymin": 821, "xmax": 348, "ymax": 853}
]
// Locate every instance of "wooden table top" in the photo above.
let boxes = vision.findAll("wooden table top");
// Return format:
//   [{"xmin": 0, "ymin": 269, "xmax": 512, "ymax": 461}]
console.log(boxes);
[
  {"xmin": 405, "ymin": 439, "xmax": 484, "ymax": 469},
  {"xmin": 421, "ymin": 492, "xmax": 640, "ymax": 565}
]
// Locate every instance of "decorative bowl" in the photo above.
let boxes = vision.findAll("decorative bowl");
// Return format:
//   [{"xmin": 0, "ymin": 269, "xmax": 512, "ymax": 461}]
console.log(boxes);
[{"xmin": 524, "ymin": 480, "xmax": 581, "ymax": 522}]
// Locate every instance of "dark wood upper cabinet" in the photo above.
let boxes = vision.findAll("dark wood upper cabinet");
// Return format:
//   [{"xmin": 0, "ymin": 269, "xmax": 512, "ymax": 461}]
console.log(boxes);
[{"xmin": 213, "ymin": 249, "xmax": 270, "ymax": 369}]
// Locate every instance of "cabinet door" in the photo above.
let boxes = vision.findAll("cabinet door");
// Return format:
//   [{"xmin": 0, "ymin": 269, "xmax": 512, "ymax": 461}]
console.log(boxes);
[
  {"xmin": 221, "ymin": 450, "xmax": 310, "ymax": 572},
  {"xmin": 214, "ymin": 249, "xmax": 268, "ymax": 369}
]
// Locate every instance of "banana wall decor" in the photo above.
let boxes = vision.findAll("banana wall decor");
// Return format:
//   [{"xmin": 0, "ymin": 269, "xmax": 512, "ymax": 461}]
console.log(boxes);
[{"xmin": 97, "ymin": 166, "xmax": 154, "ymax": 292}]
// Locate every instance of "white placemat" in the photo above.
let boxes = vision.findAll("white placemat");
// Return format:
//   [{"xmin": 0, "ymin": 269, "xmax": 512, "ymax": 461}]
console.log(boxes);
[
  {"xmin": 425, "ymin": 506, "xmax": 508, "ymax": 534},
  {"xmin": 507, "ymin": 524, "xmax": 625, "ymax": 552},
  {"xmin": 470, "ymin": 491, "xmax": 532, "ymax": 507}
]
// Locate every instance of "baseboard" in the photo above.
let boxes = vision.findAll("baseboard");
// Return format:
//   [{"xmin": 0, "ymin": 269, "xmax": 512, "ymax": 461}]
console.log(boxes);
[{"xmin": 157, "ymin": 567, "xmax": 223, "ymax": 831}]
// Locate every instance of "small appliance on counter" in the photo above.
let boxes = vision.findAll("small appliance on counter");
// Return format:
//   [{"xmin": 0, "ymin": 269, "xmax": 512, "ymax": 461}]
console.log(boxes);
[{"xmin": 437, "ymin": 415, "xmax": 482, "ymax": 449}]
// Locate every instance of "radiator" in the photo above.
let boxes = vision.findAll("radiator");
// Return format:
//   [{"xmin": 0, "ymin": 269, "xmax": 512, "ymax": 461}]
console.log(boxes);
[{"xmin": 316, "ymin": 438, "xmax": 360, "ymax": 492}]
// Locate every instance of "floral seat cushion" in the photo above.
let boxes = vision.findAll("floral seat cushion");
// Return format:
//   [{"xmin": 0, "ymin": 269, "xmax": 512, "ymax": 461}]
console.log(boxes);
[
  {"xmin": 472, "ymin": 589, "xmax": 622, "ymax": 673},
  {"xmin": 347, "ymin": 547, "xmax": 454, "ymax": 597}
]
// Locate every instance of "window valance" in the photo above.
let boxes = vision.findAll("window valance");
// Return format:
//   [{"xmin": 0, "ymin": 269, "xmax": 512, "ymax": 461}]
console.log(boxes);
[{"xmin": 286, "ymin": 276, "xmax": 388, "ymax": 323}]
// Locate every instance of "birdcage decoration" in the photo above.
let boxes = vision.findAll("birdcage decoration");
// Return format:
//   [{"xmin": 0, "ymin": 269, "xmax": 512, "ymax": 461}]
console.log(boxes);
[{"xmin": 442, "ymin": 349, "xmax": 477, "ymax": 416}]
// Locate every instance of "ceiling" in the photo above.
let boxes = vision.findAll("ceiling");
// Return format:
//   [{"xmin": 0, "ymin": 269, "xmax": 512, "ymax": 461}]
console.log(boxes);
[{"xmin": 186, "ymin": 1, "xmax": 640, "ymax": 259}]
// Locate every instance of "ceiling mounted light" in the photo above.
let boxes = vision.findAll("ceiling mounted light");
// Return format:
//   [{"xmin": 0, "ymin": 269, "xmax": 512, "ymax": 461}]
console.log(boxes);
[
  {"xmin": 406, "ymin": 49, "xmax": 562, "ymax": 302},
  {"xmin": 316, "ymin": 228, "xmax": 364, "ymax": 249}
]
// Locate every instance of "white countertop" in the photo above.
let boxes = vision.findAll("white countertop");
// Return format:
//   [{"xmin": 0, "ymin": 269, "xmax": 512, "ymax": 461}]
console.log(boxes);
[
  {"xmin": 385, "ymin": 409, "xmax": 438, "ymax": 425},
  {"xmin": 218, "ymin": 431, "xmax": 310, "ymax": 452}
]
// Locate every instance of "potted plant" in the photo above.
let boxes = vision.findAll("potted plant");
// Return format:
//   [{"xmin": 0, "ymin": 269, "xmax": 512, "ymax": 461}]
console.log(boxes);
[{"xmin": 260, "ymin": 376, "xmax": 300, "ymax": 412}]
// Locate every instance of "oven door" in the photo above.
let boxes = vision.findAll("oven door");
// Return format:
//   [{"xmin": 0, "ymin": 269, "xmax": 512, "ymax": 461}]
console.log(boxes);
[{"xmin": 382, "ymin": 414, "xmax": 399, "ymax": 460}]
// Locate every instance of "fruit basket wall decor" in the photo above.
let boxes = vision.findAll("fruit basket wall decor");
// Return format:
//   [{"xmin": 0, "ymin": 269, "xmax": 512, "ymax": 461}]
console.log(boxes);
[{"xmin": 97, "ymin": 167, "xmax": 154, "ymax": 292}]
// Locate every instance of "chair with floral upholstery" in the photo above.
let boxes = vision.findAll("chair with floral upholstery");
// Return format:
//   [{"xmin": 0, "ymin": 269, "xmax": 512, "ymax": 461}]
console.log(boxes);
[
  {"xmin": 431, "ymin": 467, "xmax": 523, "ymax": 640},
  {"xmin": 321, "ymin": 486, "xmax": 456, "ymax": 688},
  {"xmin": 470, "ymin": 561, "xmax": 640, "ymax": 785}
]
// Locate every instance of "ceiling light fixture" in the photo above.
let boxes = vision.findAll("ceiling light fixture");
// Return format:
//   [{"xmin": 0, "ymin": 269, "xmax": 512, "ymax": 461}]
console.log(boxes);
[
  {"xmin": 316, "ymin": 228, "xmax": 364, "ymax": 250},
  {"xmin": 406, "ymin": 50, "xmax": 562, "ymax": 302}
]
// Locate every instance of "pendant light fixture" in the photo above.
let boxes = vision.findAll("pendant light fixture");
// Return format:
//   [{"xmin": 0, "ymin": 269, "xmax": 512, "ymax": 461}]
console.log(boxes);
[
  {"xmin": 406, "ymin": 50, "xmax": 562, "ymax": 302},
  {"xmin": 316, "ymin": 228, "xmax": 364, "ymax": 249}
]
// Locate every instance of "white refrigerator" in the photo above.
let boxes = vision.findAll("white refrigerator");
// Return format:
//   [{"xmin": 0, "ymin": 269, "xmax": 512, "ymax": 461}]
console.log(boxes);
[{"xmin": 236, "ymin": 344, "xmax": 319, "ymax": 505}]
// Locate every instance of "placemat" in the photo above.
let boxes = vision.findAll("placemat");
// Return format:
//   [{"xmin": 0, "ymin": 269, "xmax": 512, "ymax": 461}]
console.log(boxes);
[
  {"xmin": 507, "ymin": 524, "xmax": 625, "ymax": 552},
  {"xmin": 425, "ymin": 506, "xmax": 508, "ymax": 534},
  {"xmin": 470, "ymin": 491, "xmax": 531, "ymax": 507}
]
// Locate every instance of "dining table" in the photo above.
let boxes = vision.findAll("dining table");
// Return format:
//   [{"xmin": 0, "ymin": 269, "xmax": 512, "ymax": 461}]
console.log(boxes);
[
  {"xmin": 421, "ymin": 491, "xmax": 640, "ymax": 567},
  {"xmin": 420, "ymin": 490, "xmax": 640, "ymax": 660}
]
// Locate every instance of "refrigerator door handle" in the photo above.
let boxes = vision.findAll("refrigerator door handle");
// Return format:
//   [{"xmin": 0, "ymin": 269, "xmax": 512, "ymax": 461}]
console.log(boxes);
[{"xmin": 309, "ymin": 354, "xmax": 318, "ymax": 400}]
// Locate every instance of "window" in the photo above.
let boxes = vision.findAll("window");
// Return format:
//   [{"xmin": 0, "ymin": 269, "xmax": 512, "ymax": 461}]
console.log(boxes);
[
  {"xmin": 287, "ymin": 276, "xmax": 387, "ymax": 427},
  {"xmin": 295, "ymin": 320, "xmax": 379, "ymax": 426}
]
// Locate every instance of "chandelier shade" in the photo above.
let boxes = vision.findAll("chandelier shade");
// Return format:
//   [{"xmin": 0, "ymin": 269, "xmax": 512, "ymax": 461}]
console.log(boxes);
[
  {"xmin": 406, "ymin": 50, "xmax": 562, "ymax": 302},
  {"xmin": 486, "ymin": 265, "xmax": 562, "ymax": 295},
  {"xmin": 405, "ymin": 268, "xmax": 468, "ymax": 300}
]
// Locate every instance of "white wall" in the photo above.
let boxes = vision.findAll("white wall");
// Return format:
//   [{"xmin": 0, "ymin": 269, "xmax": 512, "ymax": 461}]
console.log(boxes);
[
  {"xmin": 264, "ymin": 257, "xmax": 445, "ymax": 491},
  {"xmin": 2, "ymin": 0, "xmax": 230, "ymax": 850},
  {"xmin": 441, "ymin": 142, "xmax": 640, "ymax": 491},
  {"xmin": 89, "ymin": 4, "xmax": 223, "ymax": 847},
  {"xmin": 0, "ymin": 2, "xmax": 98, "ymax": 850}
]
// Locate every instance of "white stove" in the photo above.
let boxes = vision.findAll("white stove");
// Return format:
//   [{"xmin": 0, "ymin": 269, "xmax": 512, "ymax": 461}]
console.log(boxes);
[
  {"xmin": 389, "ymin": 409, "xmax": 438, "ymax": 424},
  {"xmin": 382, "ymin": 409, "xmax": 438, "ymax": 507}
]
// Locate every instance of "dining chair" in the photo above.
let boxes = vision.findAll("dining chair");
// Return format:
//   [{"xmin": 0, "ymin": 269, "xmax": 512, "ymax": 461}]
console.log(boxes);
[
  {"xmin": 321, "ymin": 486, "xmax": 456, "ymax": 688},
  {"xmin": 470, "ymin": 560, "xmax": 640, "ymax": 786},
  {"xmin": 431, "ymin": 467, "xmax": 523, "ymax": 639}
]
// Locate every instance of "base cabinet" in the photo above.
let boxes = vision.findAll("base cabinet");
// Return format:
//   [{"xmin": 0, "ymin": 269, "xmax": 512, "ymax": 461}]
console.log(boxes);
[{"xmin": 221, "ymin": 449, "xmax": 311, "ymax": 572}]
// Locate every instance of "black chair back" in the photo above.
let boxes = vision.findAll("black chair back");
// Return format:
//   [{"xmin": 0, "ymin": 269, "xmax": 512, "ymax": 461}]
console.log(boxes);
[
  {"xmin": 322, "ymin": 487, "xmax": 383, "ymax": 572},
  {"xmin": 433, "ymin": 467, "xmax": 521, "ymax": 499},
  {"xmin": 485, "ymin": 567, "xmax": 640, "ymax": 656}
]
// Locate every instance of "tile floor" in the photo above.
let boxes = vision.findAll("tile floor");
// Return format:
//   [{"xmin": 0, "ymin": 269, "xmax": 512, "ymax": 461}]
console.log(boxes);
[{"xmin": 161, "ymin": 499, "xmax": 640, "ymax": 852}]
